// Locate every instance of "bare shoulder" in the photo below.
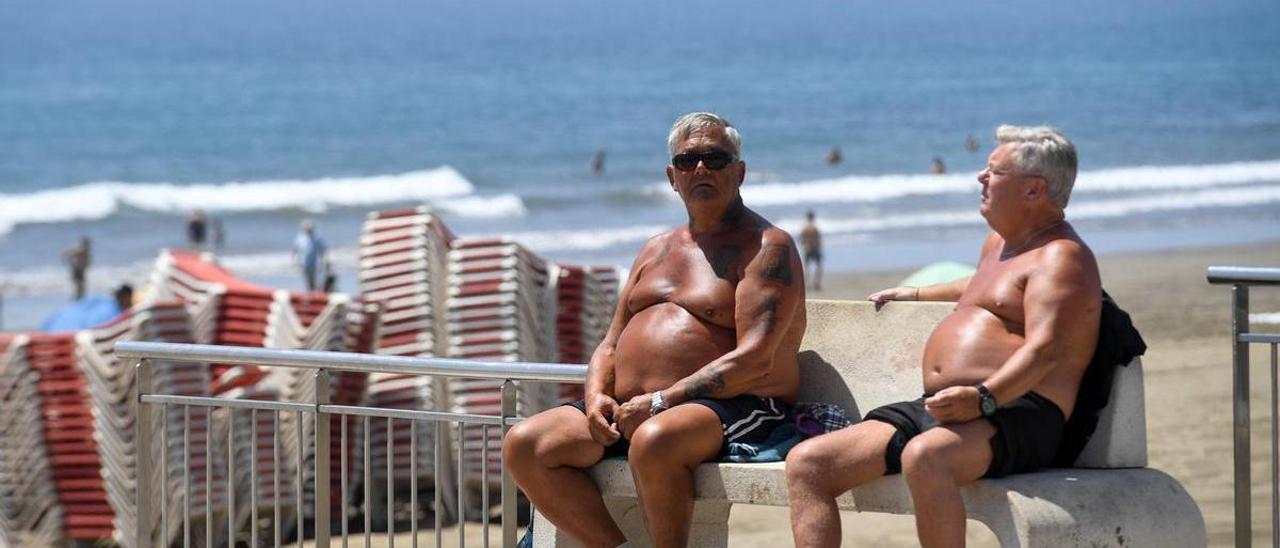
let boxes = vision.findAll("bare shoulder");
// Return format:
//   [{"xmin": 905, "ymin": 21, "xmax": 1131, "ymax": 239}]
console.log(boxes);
[
  {"xmin": 758, "ymin": 224, "xmax": 799, "ymax": 251},
  {"xmin": 1033, "ymin": 237, "xmax": 1101, "ymax": 291}
]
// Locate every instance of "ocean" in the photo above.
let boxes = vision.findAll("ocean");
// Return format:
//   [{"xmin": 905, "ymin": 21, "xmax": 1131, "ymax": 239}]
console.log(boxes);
[{"xmin": 2, "ymin": 0, "xmax": 1279, "ymax": 329}]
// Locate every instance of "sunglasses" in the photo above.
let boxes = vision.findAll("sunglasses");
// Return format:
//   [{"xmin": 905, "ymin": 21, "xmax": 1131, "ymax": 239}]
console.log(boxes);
[{"xmin": 671, "ymin": 149, "xmax": 737, "ymax": 172}]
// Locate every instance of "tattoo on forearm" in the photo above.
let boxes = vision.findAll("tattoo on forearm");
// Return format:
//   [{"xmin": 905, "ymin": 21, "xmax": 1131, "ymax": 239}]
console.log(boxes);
[
  {"xmin": 685, "ymin": 367, "xmax": 726, "ymax": 399},
  {"xmin": 710, "ymin": 244, "xmax": 741, "ymax": 280},
  {"xmin": 760, "ymin": 244, "xmax": 794, "ymax": 286}
]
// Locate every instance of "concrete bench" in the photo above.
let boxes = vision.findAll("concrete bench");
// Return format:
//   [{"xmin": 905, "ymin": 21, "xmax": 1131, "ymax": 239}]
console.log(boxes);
[{"xmin": 533, "ymin": 300, "xmax": 1204, "ymax": 547}]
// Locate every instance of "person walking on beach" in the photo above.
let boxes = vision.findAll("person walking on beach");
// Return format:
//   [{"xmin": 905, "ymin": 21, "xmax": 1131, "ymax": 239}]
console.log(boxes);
[
  {"xmin": 505, "ymin": 112, "xmax": 806, "ymax": 548},
  {"xmin": 63, "ymin": 236, "xmax": 92, "ymax": 300},
  {"xmin": 800, "ymin": 209, "xmax": 823, "ymax": 291},
  {"xmin": 292, "ymin": 219, "xmax": 328, "ymax": 292},
  {"xmin": 787, "ymin": 126, "xmax": 1101, "ymax": 547},
  {"xmin": 187, "ymin": 209, "xmax": 208, "ymax": 250}
]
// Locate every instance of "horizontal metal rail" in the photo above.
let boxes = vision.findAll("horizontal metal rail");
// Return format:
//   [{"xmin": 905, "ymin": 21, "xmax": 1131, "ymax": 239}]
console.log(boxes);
[
  {"xmin": 1208, "ymin": 265, "xmax": 1280, "ymax": 286},
  {"xmin": 117, "ymin": 340, "xmax": 588, "ymax": 381},
  {"xmin": 128, "ymin": 341, "xmax": 583, "ymax": 548}
]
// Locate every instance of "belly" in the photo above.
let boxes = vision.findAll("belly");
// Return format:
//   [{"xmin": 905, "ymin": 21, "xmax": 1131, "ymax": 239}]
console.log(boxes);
[
  {"xmin": 921, "ymin": 305, "xmax": 1024, "ymax": 393},
  {"xmin": 613, "ymin": 302, "xmax": 736, "ymax": 399}
]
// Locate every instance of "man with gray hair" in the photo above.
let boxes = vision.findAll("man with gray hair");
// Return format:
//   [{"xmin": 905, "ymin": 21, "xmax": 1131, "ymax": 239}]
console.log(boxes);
[
  {"xmin": 786, "ymin": 126, "xmax": 1101, "ymax": 547},
  {"xmin": 505, "ymin": 112, "xmax": 806, "ymax": 547}
]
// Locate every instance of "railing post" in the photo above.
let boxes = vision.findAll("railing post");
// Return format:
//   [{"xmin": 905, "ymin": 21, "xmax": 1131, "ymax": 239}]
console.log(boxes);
[
  {"xmin": 501, "ymin": 379, "xmax": 519, "ymax": 548},
  {"xmin": 315, "ymin": 369, "xmax": 332, "ymax": 548},
  {"xmin": 1232, "ymin": 284, "xmax": 1251, "ymax": 548},
  {"xmin": 135, "ymin": 359, "xmax": 156, "ymax": 548}
]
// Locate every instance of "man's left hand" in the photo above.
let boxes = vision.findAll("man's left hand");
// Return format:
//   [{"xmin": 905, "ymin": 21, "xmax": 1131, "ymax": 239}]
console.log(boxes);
[
  {"xmin": 614, "ymin": 393, "xmax": 654, "ymax": 440},
  {"xmin": 924, "ymin": 386, "xmax": 982, "ymax": 424}
]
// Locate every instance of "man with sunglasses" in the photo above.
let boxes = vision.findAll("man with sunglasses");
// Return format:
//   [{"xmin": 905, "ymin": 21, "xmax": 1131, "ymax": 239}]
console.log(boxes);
[
  {"xmin": 786, "ymin": 126, "xmax": 1102, "ymax": 547},
  {"xmin": 505, "ymin": 112, "xmax": 806, "ymax": 548}
]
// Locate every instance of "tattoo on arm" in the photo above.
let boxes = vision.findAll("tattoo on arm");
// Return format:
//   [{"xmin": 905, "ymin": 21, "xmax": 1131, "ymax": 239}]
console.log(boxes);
[
  {"xmin": 759, "ymin": 293, "xmax": 781, "ymax": 333},
  {"xmin": 685, "ymin": 367, "xmax": 726, "ymax": 399},
  {"xmin": 759, "ymin": 244, "xmax": 794, "ymax": 286}
]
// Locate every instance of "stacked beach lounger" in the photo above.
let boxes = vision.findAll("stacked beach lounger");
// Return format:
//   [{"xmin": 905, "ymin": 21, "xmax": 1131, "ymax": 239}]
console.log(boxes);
[
  {"xmin": 445, "ymin": 237, "xmax": 560, "ymax": 502},
  {"xmin": 148, "ymin": 250, "xmax": 296, "ymax": 539},
  {"xmin": 74, "ymin": 301, "xmax": 209, "ymax": 547},
  {"xmin": 260, "ymin": 289, "xmax": 363, "ymax": 525},
  {"xmin": 0, "ymin": 334, "xmax": 63, "ymax": 547},
  {"xmin": 357, "ymin": 207, "xmax": 459, "ymax": 521},
  {"xmin": 552, "ymin": 265, "xmax": 622, "ymax": 402}
]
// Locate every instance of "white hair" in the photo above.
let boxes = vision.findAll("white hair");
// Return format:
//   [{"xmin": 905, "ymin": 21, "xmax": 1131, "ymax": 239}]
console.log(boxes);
[
  {"xmin": 995, "ymin": 125, "xmax": 1078, "ymax": 208},
  {"xmin": 667, "ymin": 112, "xmax": 742, "ymax": 158}
]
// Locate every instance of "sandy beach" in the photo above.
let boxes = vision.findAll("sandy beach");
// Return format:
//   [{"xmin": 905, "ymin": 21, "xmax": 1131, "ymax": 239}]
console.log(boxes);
[{"xmin": 720, "ymin": 239, "xmax": 1280, "ymax": 547}]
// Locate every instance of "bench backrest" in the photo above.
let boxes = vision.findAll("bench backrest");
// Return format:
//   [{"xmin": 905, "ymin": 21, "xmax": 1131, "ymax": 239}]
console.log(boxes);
[{"xmin": 797, "ymin": 299, "xmax": 1147, "ymax": 468}]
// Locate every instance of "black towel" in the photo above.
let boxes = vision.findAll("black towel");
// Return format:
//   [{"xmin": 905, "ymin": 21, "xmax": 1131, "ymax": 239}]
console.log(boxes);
[{"xmin": 1052, "ymin": 290, "xmax": 1147, "ymax": 467}]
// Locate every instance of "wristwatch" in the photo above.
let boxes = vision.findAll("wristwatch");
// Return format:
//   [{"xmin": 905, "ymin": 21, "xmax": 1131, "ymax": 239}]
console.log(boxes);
[
  {"xmin": 650, "ymin": 391, "xmax": 668, "ymax": 416},
  {"xmin": 976, "ymin": 384, "xmax": 998, "ymax": 417}
]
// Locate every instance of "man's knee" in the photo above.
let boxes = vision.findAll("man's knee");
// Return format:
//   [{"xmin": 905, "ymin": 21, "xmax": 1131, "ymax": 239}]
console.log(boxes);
[
  {"xmin": 502, "ymin": 420, "xmax": 540, "ymax": 471},
  {"xmin": 628, "ymin": 419, "xmax": 708, "ymax": 472},
  {"xmin": 900, "ymin": 436, "xmax": 952, "ymax": 481}
]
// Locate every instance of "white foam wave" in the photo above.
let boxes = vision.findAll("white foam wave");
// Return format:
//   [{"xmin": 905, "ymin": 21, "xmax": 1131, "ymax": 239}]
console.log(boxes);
[
  {"xmin": 522, "ymin": 183, "xmax": 1280, "ymax": 253},
  {"xmin": 0, "ymin": 166, "xmax": 528, "ymax": 236},
  {"xmin": 693, "ymin": 159, "xmax": 1280, "ymax": 208}
]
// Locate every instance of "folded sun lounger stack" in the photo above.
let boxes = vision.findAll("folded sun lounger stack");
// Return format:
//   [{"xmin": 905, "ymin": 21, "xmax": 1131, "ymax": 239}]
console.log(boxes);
[
  {"xmin": 73, "ymin": 300, "xmax": 208, "ymax": 547},
  {"xmin": 445, "ymin": 237, "xmax": 560, "ymax": 488},
  {"xmin": 147, "ymin": 250, "xmax": 271, "ymax": 394},
  {"xmin": 357, "ymin": 207, "xmax": 458, "ymax": 518},
  {"xmin": 551, "ymin": 265, "xmax": 623, "ymax": 403},
  {"xmin": 0, "ymin": 334, "xmax": 63, "ymax": 547},
  {"xmin": 261, "ymin": 289, "xmax": 361, "ymax": 520}
]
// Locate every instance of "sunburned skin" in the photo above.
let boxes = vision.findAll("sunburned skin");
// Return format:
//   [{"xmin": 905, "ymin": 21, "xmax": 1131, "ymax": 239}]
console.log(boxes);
[
  {"xmin": 922, "ymin": 225, "xmax": 1101, "ymax": 417},
  {"xmin": 613, "ymin": 205, "xmax": 804, "ymax": 403}
]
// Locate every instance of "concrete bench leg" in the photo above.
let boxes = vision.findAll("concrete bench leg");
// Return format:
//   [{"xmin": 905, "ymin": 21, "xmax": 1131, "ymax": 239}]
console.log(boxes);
[
  {"xmin": 533, "ymin": 497, "xmax": 733, "ymax": 548},
  {"xmin": 963, "ymin": 468, "xmax": 1205, "ymax": 547}
]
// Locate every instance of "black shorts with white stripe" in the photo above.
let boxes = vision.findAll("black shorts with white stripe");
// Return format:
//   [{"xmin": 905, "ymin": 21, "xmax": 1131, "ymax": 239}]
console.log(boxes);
[{"xmin": 566, "ymin": 394, "xmax": 792, "ymax": 456}]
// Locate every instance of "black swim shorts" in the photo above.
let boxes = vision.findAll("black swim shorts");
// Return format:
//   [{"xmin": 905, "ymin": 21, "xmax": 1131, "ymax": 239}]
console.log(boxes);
[
  {"xmin": 566, "ymin": 394, "xmax": 792, "ymax": 458},
  {"xmin": 863, "ymin": 391, "xmax": 1065, "ymax": 478}
]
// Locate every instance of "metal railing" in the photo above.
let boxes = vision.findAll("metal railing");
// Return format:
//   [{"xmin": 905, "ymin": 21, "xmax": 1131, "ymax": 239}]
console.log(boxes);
[
  {"xmin": 1208, "ymin": 265, "xmax": 1280, "ymax": 548},
  {"xmin": 119, "ymin": 341, "xmax": 587, "ymax": 548}
]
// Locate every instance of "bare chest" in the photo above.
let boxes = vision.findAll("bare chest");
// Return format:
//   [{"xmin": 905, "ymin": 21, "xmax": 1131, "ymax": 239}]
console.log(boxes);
[
  {"xmin": 627, "ymin": 246, "xmax": 742, "ymax": 328},
  {"xmin": 958, "ymin": 256, "xmax": 1031, "ymax": 329}
]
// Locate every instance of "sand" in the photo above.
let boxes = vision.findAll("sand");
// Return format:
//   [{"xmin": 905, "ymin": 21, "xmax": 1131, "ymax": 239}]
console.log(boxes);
[{"xmin": 722, "ymin": 240, "xmax": 1280, "ymax": 547}]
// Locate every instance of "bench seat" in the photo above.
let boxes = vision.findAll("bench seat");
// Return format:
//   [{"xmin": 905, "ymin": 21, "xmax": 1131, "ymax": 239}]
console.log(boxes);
[{"xmin": 533, "ymin": 300, "xmax": 1204, "ymax": 547}]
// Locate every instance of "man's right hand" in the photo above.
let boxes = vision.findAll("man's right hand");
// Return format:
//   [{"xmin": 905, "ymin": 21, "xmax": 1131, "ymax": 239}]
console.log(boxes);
[
  {"xmin": 867, "ymin": 286, "xmax": 918, "ymax": 308},
  {"xmin": 585, "ymin": 395, "xmax": 621, "ymax": 446}
]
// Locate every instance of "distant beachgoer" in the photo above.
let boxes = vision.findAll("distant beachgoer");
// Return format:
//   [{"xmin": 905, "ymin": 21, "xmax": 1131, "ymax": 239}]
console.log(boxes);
[
  {"xmin": 825, "ymin": 146, "xmax": 842, "ymax": 166},
  {"xmin": 800, "ymin": 209, "xmax": 823, "ymax": 291},
  {"xmin": 63, "ymin": 236, "xmax": 92, "ymax": 300},
  {"xmin": 965, "ymin": 134, "xmax": 981, "ymax": 153},
  {"xmin": 322, "ymin": 265, "xmax": 338, "ymax": 293},
  {"xmin": 211, "ymin": 217, "xmax": 225, "ymax": 250},
  {"xmin": 187, "ymin": 209, "xmax": 208, "ymax": 249},
  {"xmin": 293, "ymin": 219, "xmax": 328, "ymax": 292},
  {"xmin": 591, "ymin": 150, "xmax": 606, "ymax": 175},
  {"xmin": 113, "ymin": 283, "xmax": 134, "ymax": 312},
  {"xmin": 931, "ymin": 156, "xmax": 947, "ymax": 175}
]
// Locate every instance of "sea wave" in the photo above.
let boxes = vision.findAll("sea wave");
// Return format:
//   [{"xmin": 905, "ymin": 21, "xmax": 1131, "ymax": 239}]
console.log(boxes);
[
  {"xmin": 515, "ymin": 183, "xmax": 1280, "ymax": 253},
  {"xmin": 642, "ymin": 159, "xmax": 1280, "ymax": 207},
  {"xmin": 0, "ymin": 166, "xmax": 527, "ymax": 236}
]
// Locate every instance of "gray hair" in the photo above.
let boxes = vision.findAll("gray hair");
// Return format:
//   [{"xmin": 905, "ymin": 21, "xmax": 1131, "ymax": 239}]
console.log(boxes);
[
  {"xmin": 995, "ymin": 125, "xmax": 1078, "ymax": 208},
  {"xmin": 667, "ymin": 112, "xmax": 742, "ymax": 158}
]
